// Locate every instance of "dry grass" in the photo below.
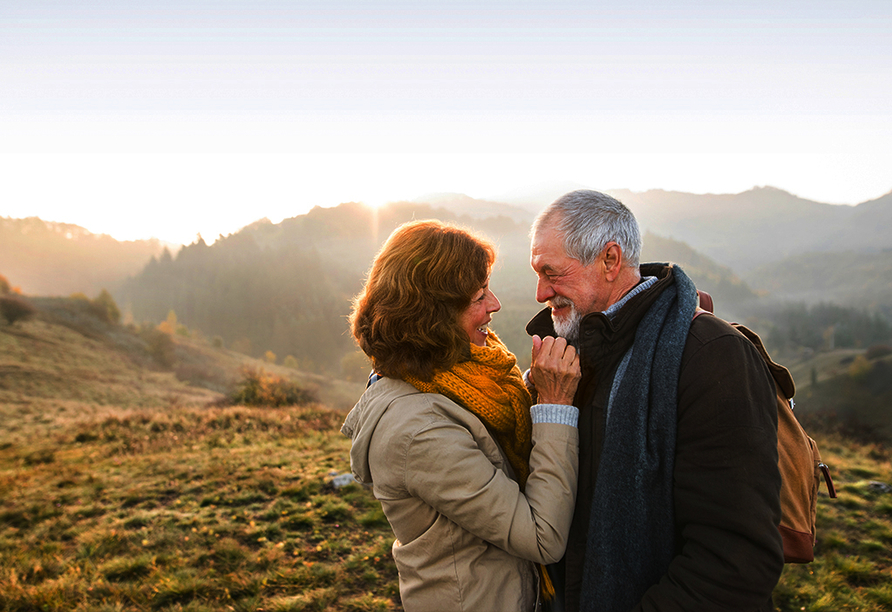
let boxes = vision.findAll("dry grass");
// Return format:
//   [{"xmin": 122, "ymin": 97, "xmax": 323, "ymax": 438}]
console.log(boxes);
[
  {"xmin": 1, "ymin": 308, "xmax": 398, "ymax": 611},
  {"xmin": 0, "ymin": 401, "xmax": 400, "ymax": 611}
]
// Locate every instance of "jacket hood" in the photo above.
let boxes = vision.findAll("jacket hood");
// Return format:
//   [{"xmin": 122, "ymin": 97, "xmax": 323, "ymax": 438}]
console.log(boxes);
[{"xmin": 340, "ymin": 377, "xmax": 421, "ymax": 484}]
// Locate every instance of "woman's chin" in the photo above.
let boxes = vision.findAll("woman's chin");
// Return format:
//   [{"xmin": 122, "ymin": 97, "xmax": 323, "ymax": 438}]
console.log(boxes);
[{"xmin": 471, "ymin": 329, "xmax": 489, "ymax": 347}]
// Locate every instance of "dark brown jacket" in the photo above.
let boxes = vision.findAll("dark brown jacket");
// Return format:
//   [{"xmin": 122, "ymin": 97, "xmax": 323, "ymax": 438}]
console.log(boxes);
[{"xmin": 527, "ymin": 263, "xmax": 784, "ymax": 612}]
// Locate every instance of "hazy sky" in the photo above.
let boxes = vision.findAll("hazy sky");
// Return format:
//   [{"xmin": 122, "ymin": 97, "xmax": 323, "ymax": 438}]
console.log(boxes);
[{"xmin": 2, "ymin": 1, "xmax": 890, "ymax": 245}]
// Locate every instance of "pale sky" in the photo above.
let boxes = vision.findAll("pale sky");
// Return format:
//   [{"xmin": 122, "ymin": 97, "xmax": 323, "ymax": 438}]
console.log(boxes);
[{"xmin": 2, "ymin": 1, "xmax": 890, "ymax": 246}]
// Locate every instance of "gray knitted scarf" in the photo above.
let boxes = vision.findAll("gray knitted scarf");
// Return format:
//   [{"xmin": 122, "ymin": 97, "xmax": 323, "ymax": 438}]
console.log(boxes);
[{"xmin": 580, "ymin": 265, "xmax": 697, "ymax": 612}]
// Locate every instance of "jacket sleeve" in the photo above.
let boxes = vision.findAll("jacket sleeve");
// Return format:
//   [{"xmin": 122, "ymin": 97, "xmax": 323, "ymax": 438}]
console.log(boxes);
[
  {"xmin": 404, "ymin": 399, "xmax": 579, "ymax": 565},
  {"xmin": 636, "ymin": 328, "xmax": 785, "ymax": 611}
]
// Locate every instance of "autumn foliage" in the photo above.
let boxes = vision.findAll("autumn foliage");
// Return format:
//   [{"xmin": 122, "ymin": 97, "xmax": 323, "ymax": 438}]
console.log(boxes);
[{"xmin": 229, "ymin": 367, "xmax": 315, "ymax": 407}]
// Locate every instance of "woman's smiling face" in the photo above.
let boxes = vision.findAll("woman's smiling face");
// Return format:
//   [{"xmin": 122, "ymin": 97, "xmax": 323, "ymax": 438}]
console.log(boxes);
[{"xmin": 459, "ymin": 281, "xmax": 501, "ymax": 347}]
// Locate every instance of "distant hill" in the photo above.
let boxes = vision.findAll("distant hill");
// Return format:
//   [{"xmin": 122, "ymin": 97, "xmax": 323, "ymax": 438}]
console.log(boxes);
[
  {"xmin": 794, "ymin": 349, "xmax": 892, "ymax": 442},
  {"xmin": 833, "ymin": 190, "xmax": 892, "ymax": 253},
  {"xmin": 413, "ymin": 193, "xmax": 534, "ymax": 223},
  {"xmin": 0, "ymin": 216, "xmax": 168, "ymax": 297},
  {"xmin": 610, "ymin": 186, "xmax": 892, "ymax": 273},
  {"xmin": 492, "ymin": 180, "xmax": 591, "ymax": 210},
  {"xmin": 744, "ymin": 250, "xmax": 892, "ymax": 317},
  {"xmin": 641, "ymin": 232, "xmax": 759, "ymax": 319}
]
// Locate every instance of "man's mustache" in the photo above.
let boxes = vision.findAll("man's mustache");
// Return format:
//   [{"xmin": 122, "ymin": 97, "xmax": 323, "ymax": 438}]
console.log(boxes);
[{"xmin": 549, "ymin": 297, "xmax": 575, "ymax": 310}]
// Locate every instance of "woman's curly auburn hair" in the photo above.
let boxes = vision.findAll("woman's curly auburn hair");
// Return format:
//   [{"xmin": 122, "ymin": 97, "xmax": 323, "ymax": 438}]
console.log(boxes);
[{"xmin": 350, "ymin": 219, "xmax": 496, "ymax": 382}]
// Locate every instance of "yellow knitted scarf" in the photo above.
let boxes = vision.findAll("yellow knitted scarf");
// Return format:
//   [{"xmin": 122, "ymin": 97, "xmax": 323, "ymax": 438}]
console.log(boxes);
[{"xmin": 403, "ymin": 331, "xmax": 534, "ymax": 487}]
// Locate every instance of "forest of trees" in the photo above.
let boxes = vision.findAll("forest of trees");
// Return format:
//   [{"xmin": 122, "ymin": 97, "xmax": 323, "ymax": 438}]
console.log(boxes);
[
  {"xmin": 761, "ymin": 302, "xmax": 892, "ymax": 354},
  {"xmin": 116, "ymin": 201, "xmax": 857, "ymax": 375},
  {"xmin": 120, "ymin": 235, "xmax": 360, "ymax": 373}
]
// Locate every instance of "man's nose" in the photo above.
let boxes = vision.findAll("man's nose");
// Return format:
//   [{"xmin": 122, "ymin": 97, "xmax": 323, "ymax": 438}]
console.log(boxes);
[{"xmin": 536, "ymin": 278, "xmax": 554, "ymax": 303}]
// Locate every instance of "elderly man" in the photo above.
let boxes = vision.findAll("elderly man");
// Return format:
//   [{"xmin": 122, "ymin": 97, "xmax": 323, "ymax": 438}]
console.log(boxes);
[{"xmin": 527, "ymin": 190, "xmax": 784, "ymax": 612}]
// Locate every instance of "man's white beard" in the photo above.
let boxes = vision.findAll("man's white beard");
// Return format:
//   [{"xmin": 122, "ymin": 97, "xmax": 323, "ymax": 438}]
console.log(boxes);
[{"xmin": 550, "ymin": 297, "xmax": 582, "ymax": 343}]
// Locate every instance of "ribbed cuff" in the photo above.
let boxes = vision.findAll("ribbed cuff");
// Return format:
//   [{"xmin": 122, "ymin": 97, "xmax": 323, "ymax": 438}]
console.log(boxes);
[{"xmin": 530, "ymin": 404, "xmax": 579, "ymax": 427}]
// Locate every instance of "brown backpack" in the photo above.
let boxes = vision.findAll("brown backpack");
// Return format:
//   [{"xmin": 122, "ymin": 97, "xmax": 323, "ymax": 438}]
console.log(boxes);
[{"xmin": 696, "ymin": 291, "xmax": 837, "ymax": 563}]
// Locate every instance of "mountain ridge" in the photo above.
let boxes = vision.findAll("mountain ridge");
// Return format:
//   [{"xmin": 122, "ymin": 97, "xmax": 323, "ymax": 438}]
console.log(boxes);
[
  {"xmin": 5, "ymin": 184, "xmax": 892, "ymax": 314},
  {"xmin": 0, "ymin": 216, "xmax": 171, "ymax": 297}
]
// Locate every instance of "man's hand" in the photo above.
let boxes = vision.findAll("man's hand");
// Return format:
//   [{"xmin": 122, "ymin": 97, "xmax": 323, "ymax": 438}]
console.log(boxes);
[{"xmin": 530, "ymin": 334, "xmax": 581, "ymax": 405}]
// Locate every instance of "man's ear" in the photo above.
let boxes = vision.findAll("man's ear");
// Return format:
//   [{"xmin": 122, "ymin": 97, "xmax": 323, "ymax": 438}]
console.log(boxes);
[{"xmin": 602, "ymin": 242, "xmax": 623, "ymax": 281}]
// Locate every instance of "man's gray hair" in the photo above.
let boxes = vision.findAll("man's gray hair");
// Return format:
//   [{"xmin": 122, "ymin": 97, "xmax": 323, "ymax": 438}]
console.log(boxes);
[{"xmin": 532, "ymin": 189, "xmax": 641, "ymax": 267}]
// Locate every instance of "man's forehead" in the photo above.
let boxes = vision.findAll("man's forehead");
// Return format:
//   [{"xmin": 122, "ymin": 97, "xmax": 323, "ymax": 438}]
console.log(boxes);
[
  {"xmin": 533, "ymin": 222, "xmax": 568, "ymax": 249},
  {"xmin": 531, "ymin": 222, "xmax": 563, "ymax": 249},
  {"xmin": 531, "ymin": 236, "xmax": 573, "ymax": 272}
]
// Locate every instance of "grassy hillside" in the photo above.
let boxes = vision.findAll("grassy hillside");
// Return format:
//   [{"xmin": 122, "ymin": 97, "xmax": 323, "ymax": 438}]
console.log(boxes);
[
  {"xmin": 774, "ymin": 431, "xmax": 892, "ymax": 611},
  {"xmin": 1, "ymin": 303, "xmax": 396, "ymax": 611},
  {"xmin": 791, "ymin": 350, "xmax": 892, "ymax": 443},
  {"xmin": 2, "ymin": 303, "xmax": 892, "ymax": 611}
]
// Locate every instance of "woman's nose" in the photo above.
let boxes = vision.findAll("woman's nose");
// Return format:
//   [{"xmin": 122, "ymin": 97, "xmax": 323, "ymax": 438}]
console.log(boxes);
[{"xmin": 487, "ymin": 291, "xmax": 501, "ymax": 313}]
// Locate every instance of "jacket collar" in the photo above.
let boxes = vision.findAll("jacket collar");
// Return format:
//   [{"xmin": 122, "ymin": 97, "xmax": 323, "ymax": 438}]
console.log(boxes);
[{"xmin": 341, "ymin": 377, "xmax": 421, "ymax": 485}]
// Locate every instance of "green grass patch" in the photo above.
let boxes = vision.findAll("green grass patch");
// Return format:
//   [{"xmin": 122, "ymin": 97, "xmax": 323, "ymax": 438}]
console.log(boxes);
[{"xmin": 773, "ymin": 430, "xmax": 892, "ymax": 611}]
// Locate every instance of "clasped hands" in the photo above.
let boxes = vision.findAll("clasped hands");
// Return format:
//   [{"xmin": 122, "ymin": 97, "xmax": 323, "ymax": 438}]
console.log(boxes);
[{"xmin": 529, "ymin": 334, "xmax": 581, "ymax": 406}]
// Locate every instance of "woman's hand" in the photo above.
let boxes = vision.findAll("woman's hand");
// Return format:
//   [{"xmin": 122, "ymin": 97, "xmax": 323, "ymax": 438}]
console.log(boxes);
[{"xmin": 529, "ymin": 334, "xmax": 581, "ymax": 405}]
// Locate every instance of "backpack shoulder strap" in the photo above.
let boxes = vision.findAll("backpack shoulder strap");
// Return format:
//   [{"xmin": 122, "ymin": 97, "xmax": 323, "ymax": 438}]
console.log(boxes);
[
  {"xmin": 697, "ymin": 290, "xmax": 714, "ymax": 314},
  {"xmin": 694, "ymin": 290, "xmax": 795, "ymax": 399},
  {"xmin": 693, "ymin": 290, "xmax": 713, "ymax": 321},
  {"xmin": 731, "ymin": 322, "xmax": 796, "ymax": 401}
]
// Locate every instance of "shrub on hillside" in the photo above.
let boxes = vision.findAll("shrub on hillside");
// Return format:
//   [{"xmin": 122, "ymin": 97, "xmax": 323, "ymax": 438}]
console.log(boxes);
[
  {"xmin": 157, "ymin": 310, "xmax": 178, "ymax": 335},
  {"xmin": 0, "ymin": 295, "xmax": 37, "ymax": 325},
  {"xmin": 92, "ymin": 289, "xmax": 121, "ymax": 324},
  {"xmin": 0, "ymin": 273, "xmax": 10, "ymax": 294},
  {"xmin": 140, "ymin": 327, "xmax": 176, "ymax": 368},
  {"xmin": 69, "ymin": 290, "xmax": 122, "ymax": 325},
  {"xmin": 848, "ymin": 355, "xmax": 873, "ymax": 381},
  {"xmin": 229, "ymin": 367, "xmax": 315, "ymax": 407}
]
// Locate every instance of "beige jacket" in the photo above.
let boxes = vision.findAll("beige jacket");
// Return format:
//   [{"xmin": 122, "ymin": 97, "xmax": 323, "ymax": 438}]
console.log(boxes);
[{"xmin": 341, "ymin": 377, "xmax": 579, "ymax": 612}]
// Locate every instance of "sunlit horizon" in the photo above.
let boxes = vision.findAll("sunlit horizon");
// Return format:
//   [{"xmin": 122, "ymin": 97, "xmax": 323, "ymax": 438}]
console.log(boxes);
[{"xmin": 2, "ymin": 1, "xmax": 890, "ymax": 246}]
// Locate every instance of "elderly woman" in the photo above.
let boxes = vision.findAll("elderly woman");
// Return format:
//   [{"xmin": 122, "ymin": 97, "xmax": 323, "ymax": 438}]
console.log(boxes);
[{"xmin": 341, "ymin": 219, "xmax": 581, "ymax": 611}]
